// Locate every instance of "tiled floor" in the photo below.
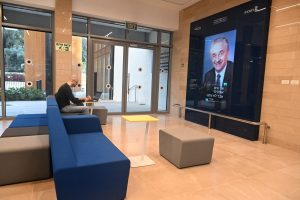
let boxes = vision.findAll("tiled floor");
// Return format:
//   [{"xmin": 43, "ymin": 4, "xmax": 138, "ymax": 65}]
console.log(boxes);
[{"xmin": 1, "ymin": 114, "xmax": 300, "ymax": 200}]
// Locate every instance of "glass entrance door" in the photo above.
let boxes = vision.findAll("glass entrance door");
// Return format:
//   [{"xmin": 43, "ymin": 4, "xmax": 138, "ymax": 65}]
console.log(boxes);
[
  {"xmin": 92, "ymin": 40, "xmax": 155, "ymax": 114},
  {"xmin": 92, "ymin": 41, "xmax": 124, "ymax": 113},
  {"xmin": 126, "ymin": 47, "xmax": 154, "ymax": 113}
]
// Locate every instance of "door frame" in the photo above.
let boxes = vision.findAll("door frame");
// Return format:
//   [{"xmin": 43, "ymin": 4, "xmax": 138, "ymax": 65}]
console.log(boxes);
[{"xmin": 89, "ymin": 38, "xmax": 157, "ymax": 115}]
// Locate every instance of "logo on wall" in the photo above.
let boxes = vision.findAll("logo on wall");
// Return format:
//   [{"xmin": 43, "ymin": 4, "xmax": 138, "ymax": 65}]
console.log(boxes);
[
  {"xmin": 194, "ymin": 26, "xmax": 202, "ymax": 31},
  {"xmin": 244, "ymin": 6, "xmax": 266, "ymax": 15},
  {"xmin": 213, "ymin": 16, "xmax": 228, "ymax": 25},
  {"xmin": 55, "ymin": 42, "xmax": 71, "ymax": 52}
]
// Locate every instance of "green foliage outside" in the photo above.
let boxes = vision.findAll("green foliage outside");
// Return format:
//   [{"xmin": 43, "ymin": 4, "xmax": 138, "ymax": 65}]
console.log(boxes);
[
  {"xmin": 4, "ymin": 87, "xmax": 46, "ymax": 101},
  {"xmin": 3, "ymin": 29, "xmax": 25, "ymax": 72}
]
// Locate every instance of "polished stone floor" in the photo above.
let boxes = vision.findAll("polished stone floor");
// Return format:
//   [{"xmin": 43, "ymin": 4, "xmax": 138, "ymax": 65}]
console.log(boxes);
[{"xmin": 0, "ymin": 114, "xmax": 300, "ymax": 200}]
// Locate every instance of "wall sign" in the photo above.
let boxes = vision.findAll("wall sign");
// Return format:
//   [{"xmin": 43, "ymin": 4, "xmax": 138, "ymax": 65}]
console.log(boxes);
[
  {"xmin": 55, "ymin": 42, "xmax": 71, "ymax": 52},
  {"xmin": 126, "ymin": 21, "xmax": 138, "ymax": 30}
]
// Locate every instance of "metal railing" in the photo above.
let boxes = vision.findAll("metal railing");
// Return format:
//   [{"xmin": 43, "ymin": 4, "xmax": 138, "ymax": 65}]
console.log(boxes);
[
  {"xmin": 173, "ymin": 104, "xmax": 270, "ymax": 144},
  {"xmin": 5, "ymin": 81, "xmax": 25, "ymax": 89},
  {"xmin": 128, "ymin": 84, "xmax": 139, "ymax": 102}
]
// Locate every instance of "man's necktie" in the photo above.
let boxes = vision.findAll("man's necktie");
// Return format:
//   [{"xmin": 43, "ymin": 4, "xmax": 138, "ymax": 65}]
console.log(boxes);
[
  {"xmin": 216, "ymin": 74, "xmax": 221, "ymax": 89},
  {"xmin": 215, "ymin": 74, "xmax": 221, "ymax": 110}
]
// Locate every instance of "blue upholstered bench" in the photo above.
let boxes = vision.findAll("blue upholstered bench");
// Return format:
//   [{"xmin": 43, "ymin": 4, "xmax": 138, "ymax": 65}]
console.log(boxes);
[
  {"xmin": 1, "ymin": 114, "xmax": 48, "ymax": 137},
  {"xmin": 47, "ymin": 96, "xmax": 130, "ymax": 200}
]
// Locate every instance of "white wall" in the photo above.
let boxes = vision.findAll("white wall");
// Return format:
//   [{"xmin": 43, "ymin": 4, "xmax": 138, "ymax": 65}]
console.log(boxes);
[{"xmin": 5, "ymin": 0, "xmax": 179, "ymax": 31}]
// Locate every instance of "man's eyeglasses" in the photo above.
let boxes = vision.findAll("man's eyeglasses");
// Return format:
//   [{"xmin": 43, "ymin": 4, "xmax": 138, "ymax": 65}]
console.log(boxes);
[{"xmin": 72, "ymin": 80, "xmax": 78, "ymax": 86}]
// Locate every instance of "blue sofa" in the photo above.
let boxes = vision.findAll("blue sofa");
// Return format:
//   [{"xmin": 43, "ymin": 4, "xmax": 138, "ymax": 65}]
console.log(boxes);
[
  {"xmin": 1, "ymin": 114, "xmax": 48, "ymax": 137},
  {"xmin": 46, "ymin": 96, "xmax": 130, "ymax": 200}
]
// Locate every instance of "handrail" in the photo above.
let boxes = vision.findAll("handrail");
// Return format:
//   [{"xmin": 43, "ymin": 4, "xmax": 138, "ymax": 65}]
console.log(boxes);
[
  {"xmin": 173, "ymin": 104, "xmax": 270, "ymax": 144},
  {"xmin": 128, "ymin": 84, "xmax": 139, "ymax": 102}
]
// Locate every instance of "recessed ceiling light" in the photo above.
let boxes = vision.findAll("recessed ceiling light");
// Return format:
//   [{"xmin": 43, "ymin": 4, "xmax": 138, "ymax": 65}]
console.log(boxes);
[{"xmin": 161, "ymin": 0, "xmax": 193, "ymax": 5}]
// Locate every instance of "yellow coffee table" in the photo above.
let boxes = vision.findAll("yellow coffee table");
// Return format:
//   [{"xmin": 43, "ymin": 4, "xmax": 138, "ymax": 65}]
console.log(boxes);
[{"xmin": 122, "ymin": 115, "xmax": 159, "ymax": 167}]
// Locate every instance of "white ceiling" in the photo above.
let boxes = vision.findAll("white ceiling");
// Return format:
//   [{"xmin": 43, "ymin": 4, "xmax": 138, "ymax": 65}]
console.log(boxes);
[
  {"xmin": 136, "ymin": 0, "xmax": 202, "ymax": 10},
  {"xmin": 161, "ymin": 0, "xmax": 201, "ymax": 7}
]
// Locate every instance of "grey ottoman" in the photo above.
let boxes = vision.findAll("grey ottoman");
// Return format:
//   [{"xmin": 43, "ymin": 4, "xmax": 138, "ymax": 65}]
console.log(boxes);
[
  {"xmin": 159, "ymin": 127, "xmax": 214, "ymax": 168},
  {"xmin": 0, "ymin": 135, "xmax": 51, "ymax": 185},
  {"xmin": 92, "ymin": 106, "xmax": 108, "ymax": 125}
]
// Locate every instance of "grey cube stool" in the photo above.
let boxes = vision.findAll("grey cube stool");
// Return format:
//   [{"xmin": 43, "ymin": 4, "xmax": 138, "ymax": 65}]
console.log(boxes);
[
  {"xmin": 92, "ymin": 106, "xmax": 108, "ymax": 125},
  {"xmin": 159, "ymin": 127, "xmax": 214, "ymax": 168},
  {"xmin": 0, "ymin": 135, "xmax": 51, "ymax": 185}
]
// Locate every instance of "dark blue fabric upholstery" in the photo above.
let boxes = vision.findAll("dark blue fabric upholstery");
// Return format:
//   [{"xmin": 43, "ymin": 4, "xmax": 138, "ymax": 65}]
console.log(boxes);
[
  {"xmin": 47, "ymin": 96, "xmax": 58, "ymax": 107},
  {"xmin": 62, "ymin": 115, "xmax": 103, "ymax": 134},
  {"xmin": 9, "ymin": 117, "xmax": 48, "ymax": 128},
  {"xmin": 46, "ymin": 97, "xmax": 130, "ymax": 200},
  {"xmin": 15, "ymin": 114, "xmax": 47, "ymax": 119},
  {"xmin": 47, "ymin": 106, "xmax": 77, "ymax": 172}
]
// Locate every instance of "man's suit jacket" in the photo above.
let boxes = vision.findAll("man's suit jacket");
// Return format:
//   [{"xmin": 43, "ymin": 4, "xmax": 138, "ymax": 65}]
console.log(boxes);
[{"xmin": 201, "ymin": 61, "xmax": 234, "ymax": 108}]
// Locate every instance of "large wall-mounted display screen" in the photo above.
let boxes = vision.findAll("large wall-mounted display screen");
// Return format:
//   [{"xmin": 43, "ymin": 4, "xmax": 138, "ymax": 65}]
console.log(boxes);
[
  {"xmin": 201, "ymin": 29, "xmax": 236, "ymax": 111},
  {"xmin": 186, "ymin": 0, "xmax": 271, "ymax": 123}
]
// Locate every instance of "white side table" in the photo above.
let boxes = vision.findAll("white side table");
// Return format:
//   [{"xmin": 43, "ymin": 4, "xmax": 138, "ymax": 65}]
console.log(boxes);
[{"xmin": 122, "ymin": 115, "xmax": 158, "ymax": 168}]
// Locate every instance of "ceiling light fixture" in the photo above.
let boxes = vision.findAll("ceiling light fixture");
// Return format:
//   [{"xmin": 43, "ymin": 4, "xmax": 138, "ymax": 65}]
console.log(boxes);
[{"xmin": 104, "ymin": 32, "xmax": 113, "ymax": 37}]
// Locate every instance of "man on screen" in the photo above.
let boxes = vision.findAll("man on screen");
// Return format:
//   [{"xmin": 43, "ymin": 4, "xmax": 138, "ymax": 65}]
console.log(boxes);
[{"xmin": 202, "ymin": 37, "xmax": 233, "ymax": 110}]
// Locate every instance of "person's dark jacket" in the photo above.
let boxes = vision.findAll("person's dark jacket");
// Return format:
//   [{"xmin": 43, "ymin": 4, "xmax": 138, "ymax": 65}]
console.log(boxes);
[
  {"xmin": 203, "ymin": 61, "xmax": 234, "ymax": 88},
  {"xmin": 55, "ymin": 83, "xmax": 84, "ymax": 110},
  {"xmin": 201, "ymin": 61, "xmax": 234, "ymax": 109}
]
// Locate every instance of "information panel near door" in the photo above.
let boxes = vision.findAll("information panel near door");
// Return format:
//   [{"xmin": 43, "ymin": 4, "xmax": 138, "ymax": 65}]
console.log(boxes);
[{"xmin": 127, "ymin": 47, "xmax": 153, "ymax": 113}]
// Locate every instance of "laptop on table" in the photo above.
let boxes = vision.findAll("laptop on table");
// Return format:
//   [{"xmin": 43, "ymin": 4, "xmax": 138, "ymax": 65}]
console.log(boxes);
[{"xmin": 93, "ymin": 91, "xmax": 102, "ymax": 102}]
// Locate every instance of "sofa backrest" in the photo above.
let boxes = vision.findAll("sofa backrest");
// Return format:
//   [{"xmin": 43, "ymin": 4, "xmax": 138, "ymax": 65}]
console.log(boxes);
[
  {"xmin": 47, "ymin": 95, "xmax": 58, "ymax": 107},
  {"xmin": 47, "ymin": 104, "xmax": 76, "ymax": 173}
]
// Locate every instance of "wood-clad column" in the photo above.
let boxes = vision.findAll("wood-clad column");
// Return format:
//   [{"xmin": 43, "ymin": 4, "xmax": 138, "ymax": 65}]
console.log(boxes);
[{"xmin": 54, "ymin": 0, "xmax": 72, "ymax": 92}]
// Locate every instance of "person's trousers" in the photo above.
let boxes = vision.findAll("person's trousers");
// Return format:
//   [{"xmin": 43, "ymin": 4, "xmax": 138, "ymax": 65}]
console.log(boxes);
[{"xmin": 61, "ymin": 104, "xmax": 90, "ymax": 114}]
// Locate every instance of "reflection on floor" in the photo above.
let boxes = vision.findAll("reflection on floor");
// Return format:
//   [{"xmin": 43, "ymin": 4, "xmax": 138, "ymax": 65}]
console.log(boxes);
[
  {"xmin": 0, "ymin": 114, "xmax": 300, "ymax": 200},
  {"xmin": 93, "ymin": 100, "xmax": 151, "ymax": 113}
]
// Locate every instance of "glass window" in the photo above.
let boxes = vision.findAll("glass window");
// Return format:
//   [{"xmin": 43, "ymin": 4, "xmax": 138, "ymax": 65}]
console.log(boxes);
[
  {"xmin": 3, "ymin": 5, "xmax": 52, "ymax": 30},
  {"xmin": 90, "ymin": 20, "xmax": 125, "ymax": 40},
  {"xmin": 158, "ymin": 47, "xmax": 170, "ymax": 112},
  {"xmin": 72, "ymin": 36, "xmax": 87, "ymax": 98},
  {"xmin": 3, "ymin": 28, "xmax": 52, "ymax": 116},
  {"xmin": 161, "ymin": 32, "xmax": 171, "ymax": 46},
  {"xmin": 72, "ymin": 16, "xmax": 87, "ymax": 34},
  {"xmin": 126, "ymin": 27, "xmax": 158, "ymax": 43}
]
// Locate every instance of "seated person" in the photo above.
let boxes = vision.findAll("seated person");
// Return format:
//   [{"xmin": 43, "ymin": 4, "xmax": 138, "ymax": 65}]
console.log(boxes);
[{"xmin": 55, "ymin": 78, "xmax": 92, "ymax": 114}]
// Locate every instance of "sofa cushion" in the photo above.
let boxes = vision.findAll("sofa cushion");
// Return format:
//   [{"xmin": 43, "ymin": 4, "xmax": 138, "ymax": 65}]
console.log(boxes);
[
  {"xmin": 47, "ymin": 106, "xmax": 76, "ymax": 172},
  {"xmin": 69, "ymin": 132, "xmax": 128, "ymax": 166},
  {"xmin": 62, "ymin": 115, "xmax": 103, "ymax": 134},
  {"xmin": 9, "ymin": 117, "xmax": 48, "ymax": 128},
  {"xmin": 15, "ymin": 114, "xmax": 47, "ymax": 119},
  {"xmin": 47, "ymin": 96, "xmax": 58, "ymax": 107}
]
